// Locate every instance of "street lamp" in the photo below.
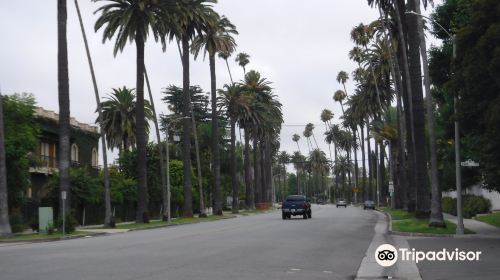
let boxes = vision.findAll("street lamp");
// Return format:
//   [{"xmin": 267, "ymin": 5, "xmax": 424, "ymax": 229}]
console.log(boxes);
[
  {"xmin": 406, "ymin": 11, "xmax": 464, "ymax": 235},
  {"xmin": 164, "ymin": 116, "xmax": 190, "ymax": 222}
]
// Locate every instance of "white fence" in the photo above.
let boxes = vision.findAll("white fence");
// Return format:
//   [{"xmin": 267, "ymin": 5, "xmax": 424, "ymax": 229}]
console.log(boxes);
[{"xmin": 443, "ymin": 185, "xmax": 500, "ymax": 211}]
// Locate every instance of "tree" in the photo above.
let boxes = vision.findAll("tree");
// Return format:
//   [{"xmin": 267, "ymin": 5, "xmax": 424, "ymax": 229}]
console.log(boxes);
[
  {"xmin": 235, "ymin": 52, "xmax": 250, "ymax": 75},
  {"xmin": 94, "ymin": 0, "xmax": 170, "ymax": 222},
  {"xmin": 292, "ymin": 134, "xmax": 301, "ymax": 153},
  {"xmin": 169, "ymin": 0, "xmax": 215, "ymax": 217},
  {"xmin": 191, "ymin": 13, "xmax": 238, "ymax": 215},
  {"xmin": 0, "ymin": 92, "xmax": 11, "ymax": 236},
  {"xmin": 333, "ymin": 90, "xmax": 347, "ymax": 114},
  {"xmin": 218, "ymin": 84, "xmax": 252, "ymax": 213},
  {"xmin": 58, "ymin": 0, "xmax": 71, "ymax": 220},
  {"xmin": 98, "ymin": 87, "xmax": 153, "ymax": 152}
]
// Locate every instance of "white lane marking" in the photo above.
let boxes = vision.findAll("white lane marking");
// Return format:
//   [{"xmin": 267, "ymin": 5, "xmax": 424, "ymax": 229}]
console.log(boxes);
[
  {"xmin": 289, "ymin": 268, "xmax": 301, "ymax": 271},
  {"xmin": 323, "ymin": 270, "xmax": 333, "ymax": 274}
]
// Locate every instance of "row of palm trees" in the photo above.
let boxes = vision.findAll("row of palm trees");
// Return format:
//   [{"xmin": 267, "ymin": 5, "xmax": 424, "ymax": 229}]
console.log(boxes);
[{"xmin": 316, "ymin": 0, "xmax": 444, "ymax": 227}]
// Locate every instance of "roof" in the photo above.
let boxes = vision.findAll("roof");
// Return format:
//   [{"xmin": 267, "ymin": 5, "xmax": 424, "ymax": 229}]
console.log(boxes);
[{"xmin": 33, "ymin": 107, "xmax": 99, "ymax": 135}]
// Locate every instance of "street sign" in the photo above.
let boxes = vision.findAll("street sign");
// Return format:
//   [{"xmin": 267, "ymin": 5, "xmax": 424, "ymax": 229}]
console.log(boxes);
[
  {"xmin": 461, "ymin": 159, "xmax": 479, "ymax": 167},
  {"xmin": 388, "ymin": 181, "xmax": 394, "ymax": 193},
  {"xmin": 61, "ymin": 191, "xmax": 67, "ymax": 200}
]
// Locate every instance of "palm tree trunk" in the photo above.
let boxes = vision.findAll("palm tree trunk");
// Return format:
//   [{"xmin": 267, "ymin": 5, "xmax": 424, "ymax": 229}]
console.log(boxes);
[
  {"xmin": 353, "ymin": 128, "xmax": 359, "ymax": 200},
  {"xmin": 366, "ymin": 119, "xmax": 373, "ymax": 200},
  {"xmin": 407, "ymin": 0, "xmax": 431, "ymax": 218},
  {"xmin": 0, "ymin": 93, "xmax": 12, "ymax": 236},
  {"xmin": 74, "ymin": 0, "xmax": 112, "ymax": 226},
  {"xmin": 265, "ymin": 136, "xmax": 273, "ymax": 203},
  {"xmin": 380, "ymin": 143, "xmax": 387, "ymax": 204},
  {"xmin": 230, "ymin": 120, "xmax": 238, "ymax": 213},
  {"xmin": 253, "ymin": 137, "xmax": 261, "ymax": 204},
  {"xmin": 244, "ymin": 128, "xmax": 253, "ymax": 209},
  {"xmin": 209, "ymin": 52, "xmax": 223, "ymax": 216},
  {"xmin": 412, "ymin": 0, "xmax": 445, "ymax": 226},
  {"xmin": 144, "ymin": 68, "xmax": 168, "ymax": 221},
  {"xmin": 360, "ymin": 124, "xmax": 367, "ymax": 201},
  {"xmin": 395, "ymin": 0, "xmax": 417, "ymax": 212},
  {"xmin": 181, "ymin": 35, "xmax": 193, "ymax": 218},
  {"xmin": 134, "ymin": 32, "xmax": 149, "ymax": 223},
  {"xmin": 260, "ymin": 140, "xmax": 266, "ymax": 202},
  {"xmin": 58, "ymin": 0, "xmax": 71, "ymax": 220},
  {"xmin": 225, "ymin": 58, "xmax": 234, "ymax": 84}
]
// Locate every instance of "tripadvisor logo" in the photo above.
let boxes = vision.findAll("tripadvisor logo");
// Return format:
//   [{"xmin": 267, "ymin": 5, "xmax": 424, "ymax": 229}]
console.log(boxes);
[{"xmin": 375, "ymin": 244, "xmax": 482, "ymax": 267}]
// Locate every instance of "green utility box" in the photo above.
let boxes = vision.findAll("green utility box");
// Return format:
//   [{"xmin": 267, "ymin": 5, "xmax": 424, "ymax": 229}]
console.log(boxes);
[{"xmin": 38, "ymin": 207, "xmax": 54, "ymax": 233}]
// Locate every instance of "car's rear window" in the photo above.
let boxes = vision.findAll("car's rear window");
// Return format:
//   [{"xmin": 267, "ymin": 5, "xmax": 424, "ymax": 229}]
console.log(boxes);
[{"xmin": 285, "ymin": 196, "xmax": 305, "ymax": 202}]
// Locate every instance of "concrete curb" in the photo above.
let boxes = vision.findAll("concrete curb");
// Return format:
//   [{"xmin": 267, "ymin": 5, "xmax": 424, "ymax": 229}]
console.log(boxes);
[
  {"xmin": 127, "ymin": 215, "xmax": 237, "ymax": 232},
  {"xmin": 0, "ymin": 232, "xmax": 107, "ymax": 244}
]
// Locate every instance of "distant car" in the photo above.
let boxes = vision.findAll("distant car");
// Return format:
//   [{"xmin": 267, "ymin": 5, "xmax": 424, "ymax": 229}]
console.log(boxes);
[
  {"xmin": 282, "ymin": 195, "xmax": 312, "ymax": 219},
  {"xmin": 336, "ymin": 199, "xmax": 347, "ymax": 208},
  {"xmin": 364, "ymin": 200, "xmax": 375, "ymax": 210}
]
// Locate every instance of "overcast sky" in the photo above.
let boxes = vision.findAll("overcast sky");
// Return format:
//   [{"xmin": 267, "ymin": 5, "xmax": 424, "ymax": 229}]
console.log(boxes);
[{"xmin": 0, "ymin": 0, "xmax": 440, "ymax": 164}]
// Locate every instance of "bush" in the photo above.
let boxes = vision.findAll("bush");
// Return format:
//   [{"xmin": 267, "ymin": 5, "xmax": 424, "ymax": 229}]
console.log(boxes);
[
  {"xmin": 47, "ymin": 223, "xmax": 55, "ymax": 235},
  {"xmin": 463, "ymin": 195, "xmax": 491, "ymax": 218},
  {"xmin": 442, "ymin": 197, "xmax": 456, "ymax": 215},
  {"xmin": 9, "ymin": 212, "xmax": 25, "ymax": 233},
  {"xmin": 55, "ymin": 211, "xmax": 78, "ymax": 234},
  {"xmin": 441, "ymin": 195, "xmax": 491, "ymax": 218}
]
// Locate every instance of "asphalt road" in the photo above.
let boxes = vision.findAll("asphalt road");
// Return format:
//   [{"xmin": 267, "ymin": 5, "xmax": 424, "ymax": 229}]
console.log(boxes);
[{"xmin": 0, "ymin": 205, "xmax": 378, "ymax": 280}]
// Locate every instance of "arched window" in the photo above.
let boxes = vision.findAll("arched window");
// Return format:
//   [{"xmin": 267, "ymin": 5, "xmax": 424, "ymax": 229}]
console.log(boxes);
[
  {"xmin": 71, "ymin": 143, "xmax": 79, "ymax": 162},
  {"xmin": 91, "ymin": 147, "xmax": 98, "ymax": 167}
]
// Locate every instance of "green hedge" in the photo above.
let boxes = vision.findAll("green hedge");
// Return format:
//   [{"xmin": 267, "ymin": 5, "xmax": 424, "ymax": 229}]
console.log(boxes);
[{"xmin": 442, "ymin": 195, "xmax": 491, "ymax": 218}]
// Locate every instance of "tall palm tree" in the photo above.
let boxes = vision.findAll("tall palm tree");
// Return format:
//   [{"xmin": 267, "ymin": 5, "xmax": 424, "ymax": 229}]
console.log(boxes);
[
  {"xmin": 291, "ymin": 151, "xmax": 305, "ymax": 195},
  {"xmin": 191, "ymin": 12, "xmax": 237, "ymax": 215},
  {"xmin": 235, "ymin": 52, "xmax": 250, "ymax": 75},
  {"xmin": 74, "ymin": 0, "xmax": 112, "ymax": 227},
  {"xmin": 98, "ymin": 87, "xmax": 153, "ymax": 152},
  {"xmin": 169, "ymin": 0, "xmax": 215, "ymax": 217},
  {"xmin": 94, "ymin": 0, "xmax": 170, "ymax": 222},
  {"xmin": 0, "ymin": 93, "xmax": 11, "ymax": 236},
  {"xmin": 336, "ymin": 71, "xmax": 350, "ymax": 100},
  {"xmin": 277, "ymin": 151, "xmax": 290, "ymax": 201},
  {"xmin": 218, "ymin": 51, "xmax": 234, "ymax": 84},
  {"xmin": 58, "ymin": 0, "xmax": 71, "ymax": 219},
  {"xmin": 292, "ymin": 134, "xmax": 301, "ymax": 153},
  {"xmin": 333, "ymin": 90, "xmax": 347, "ymax": 114},
  {"xmin": 218, "ymin": 84, "xmax": 252, "ymax": 214}
]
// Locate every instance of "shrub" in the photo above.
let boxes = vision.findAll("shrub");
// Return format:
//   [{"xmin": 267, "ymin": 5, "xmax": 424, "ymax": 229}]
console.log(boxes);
[
  {"xmin": 56, "ymin": 211, "xmax": 78, "ymax": 234},
  {"xmin": 441, "ymin": 195, "xmax": 491, "ymax": 218},
  {"xmin": 442, "ymin": 197, "xmax": 456, "ymax": 215},
  {"xmin": 9, "ymin": 212, "xmax": 25, "ymax": 233},
  {"xmin": 47, "ymin": 223, "xmax": 55, "ymax": 235},
  {"xmin": 463, "ymin": 195, "xmax": 491, "ymax": 218}
]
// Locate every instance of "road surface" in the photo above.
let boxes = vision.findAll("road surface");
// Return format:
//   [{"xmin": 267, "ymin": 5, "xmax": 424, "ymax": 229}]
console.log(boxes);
[{"xmin": 0, "ymin": 205, "xmax": 378, "ymax": 280}]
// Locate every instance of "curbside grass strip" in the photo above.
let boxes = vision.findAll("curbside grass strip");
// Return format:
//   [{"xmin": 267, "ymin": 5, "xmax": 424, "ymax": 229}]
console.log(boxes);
[
  {"xmin": 377, "ymin": 209, "xmax": 460, "ymax": 238},
  {"xmin": 0, "ymin": 232, "xmax": 107, "ymax": 244}
]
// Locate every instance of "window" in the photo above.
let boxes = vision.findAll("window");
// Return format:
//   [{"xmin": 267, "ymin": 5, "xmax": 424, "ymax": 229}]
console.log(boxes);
[
  {"xmin": 40, "ymin": 142, "xmax": 50, "ymax": 167},
  {"xmin": 71, "ymin": 143, "xmax": 79, "ymax": 162},
  {"xmin": 91, "ymin": 147, "xmax": 98, "ymax": 167}
]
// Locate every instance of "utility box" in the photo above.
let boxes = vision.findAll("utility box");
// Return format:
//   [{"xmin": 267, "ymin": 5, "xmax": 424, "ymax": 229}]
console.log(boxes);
[{"xmin": 38, "ymin": 207, "xmax": 54, "ymax": 233}]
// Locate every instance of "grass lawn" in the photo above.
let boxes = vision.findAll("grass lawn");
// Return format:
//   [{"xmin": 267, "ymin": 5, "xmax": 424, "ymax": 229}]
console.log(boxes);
[
  {"xmin": 475, "ymin": 212, "xmax": 500, "ymax": 228},
  {"xmin": 116, "ymin": 214, "xmax": 234, "ymax": 230},
  {"xmin": 0, "ymin": 231, "xmax": 97, "ymax": 242},
  {"xmin": 379, "ymin": 207, "xmax": 413, "ymax": 220},
  {"xmin": 381, "ymin": 208, "xmax": 474, "ymax": 235}
]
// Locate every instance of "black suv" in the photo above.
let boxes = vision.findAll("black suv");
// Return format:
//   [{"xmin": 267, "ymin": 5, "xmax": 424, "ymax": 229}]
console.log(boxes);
[{"xmin": 282, "ymin": 195, "xmax": 312, "ymax": 219}]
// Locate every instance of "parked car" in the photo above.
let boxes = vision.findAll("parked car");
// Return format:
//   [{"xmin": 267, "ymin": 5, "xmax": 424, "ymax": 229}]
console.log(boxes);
[
  {"xmin": 364, "ymin": 200, "xmax": 375, "ymax": 210},
  {"xmin": 336, "ymin": 199, "xmax": 347, "ymax": 208},
  {"xmin": 282, "ymin": 195, "xmax": 311, "ymax": 219}
]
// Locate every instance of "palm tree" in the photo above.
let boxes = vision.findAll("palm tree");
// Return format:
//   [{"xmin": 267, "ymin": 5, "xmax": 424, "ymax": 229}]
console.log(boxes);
[
  {"xmin": 336, "ymin": 71, "xmax": 350, "ymax": 99},
  {"xmin": 58, "ymin": 0, "xmax": 71, "ymax": 220},
  {"xmin": 74, "ymin": 0, "xmax": 112, "ymax": 227},
  {"xmin": 169, "ymin": 0, "xmax": 215, "ymax": 217},
  {"xmin": 277, "ymin": 151, "xmax": 290, "ymax": 201},
  {"xmin": 333, "ymin": 90, "xmax": 347, "ymax": 114},
  {"xmin": 292, "ymin": 134, "xmax": 301, "ymax": 153},
  {"xmin": 218, "ymin": 51, "xmax": 234, "ymax": 84},
  {"xmin": 0, "ymin": 93, "xmax": 11, "ymax": 236},
  {"xmin": 219, "ymin": 84, "xmax": 253, "ymax": 213},
  {"xmin": 98, "ymin": 87, "xmax": 153, "ymax": 152},
  {"xmin": 191, "ymin": 12, "xmax": 238, "ymax": 215},
  {"xmin": 94, "ymin": 0, "xmax": 170, "ymax": 222},
  {"xmin": 235, "ymin": 52, "xmax": 250, "ymax": 75},
  {"xmin": 291, "ymin": 151, "xmax": 305, "ymax": 195}
]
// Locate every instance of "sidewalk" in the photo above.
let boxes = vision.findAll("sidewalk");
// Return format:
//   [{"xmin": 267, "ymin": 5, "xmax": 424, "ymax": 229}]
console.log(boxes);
[{"xmin": 444, "ymin": 213, "xmax": 500, "ymax": 235}]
